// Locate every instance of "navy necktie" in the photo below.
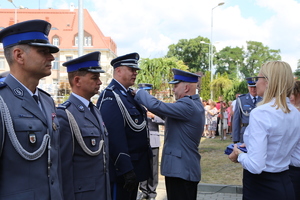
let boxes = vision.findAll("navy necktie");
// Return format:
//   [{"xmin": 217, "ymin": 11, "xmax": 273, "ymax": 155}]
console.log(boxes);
[
  {"xmin": 89, "ymin": 102, "xmax": 98, "ymax": 122},
  {"xmin": 33, "ymin": 95, "xmax": 39, "ymax": 104},
  {"xmin": 253, "ymin": 97, "xmax": 257, "ymax": 105}
]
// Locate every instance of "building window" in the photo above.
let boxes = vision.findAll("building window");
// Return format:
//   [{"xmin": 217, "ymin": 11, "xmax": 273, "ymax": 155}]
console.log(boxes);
[
  {"xmin": 66, "ymin": 56, "xmax": 73, "ymax": 61},
  {"xmin": 52, "ymin": 57, "xmax": 59, "ymax": 70},
  {"xmin": 0, "ymin": 57, "xmax": 5, "ymax": 69},
  {"xmin": 53, "ymin": 79, "xmax": 58, "ymax": 85},
  {"xmin": 84, "ymin": 36, "xmax": 92, "ymax": 46},
  {"xmin": 53, "ymin": 37, "xmax": 59, "ymax": 46},
  {"xmin": 74, "ymin": 36, "xmax": 92, "ymax": 46},
  {"xmin": 75, "ymin": 36, "xmax": 78, "ymax": 46}
]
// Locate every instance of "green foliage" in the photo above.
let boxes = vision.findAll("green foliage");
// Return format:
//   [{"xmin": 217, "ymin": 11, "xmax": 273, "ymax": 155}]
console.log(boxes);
[
  {"xmin": 223, "ymin": 80, "xmax": 248, "ymax": 101},
  {"xmin": 214, "ymin": 41, "xmax": 281, "ymax": 79},
  {"xmin": 242, "ymin": 41, "xmax": 281, "ymax": 77},
  {"xmin": 214, "ymin": 46, "xmax": 244, "ymax": 80},
  {"xmin": 166, "ymin": 36, "xmax": 211, "ymax": 72},
  {"xmin": 200, "ymin": 71, "xmax": 211, "ymax": 101},
  {"xmin": 211, "ymin": 73, "xmax": 233, "ymax": 101},
  {"xmin": 158, "ymin": 36, "xmax": 283, "ymax": 101},
  {"xmin": 294, "ymin": 59, "xmax": 300, "ymax": 79},
  {"xmin": 136, "ymin": 57, "xmax": 188, "ymax": 97}
]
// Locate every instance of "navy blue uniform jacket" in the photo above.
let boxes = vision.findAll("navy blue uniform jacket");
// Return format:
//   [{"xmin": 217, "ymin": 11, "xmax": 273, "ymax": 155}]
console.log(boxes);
[{"xmin": 97, "ymin": 79, "xmax": 151, "ymax": 182}]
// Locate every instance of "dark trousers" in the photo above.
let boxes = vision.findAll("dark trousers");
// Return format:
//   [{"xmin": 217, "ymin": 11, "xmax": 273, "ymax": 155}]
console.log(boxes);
[
  {"xmin": 216, "ymin": 116, "xmax": 220, "ymax": 136},
  {"xmin": 289, "ymin": 165, "xmax": 300, "ymax": 200},
  {"xmin": 165, "ymin": 176, "xmax": 198, "ymax": 200},
  {"xmin": 243, "ymin": 169, "xmax": 295, "ymax": 200},
  {"xmin": 139, "ymin": 147, "xmax": 159, "ymax": 198},
  {"xmin": 111, "ymin": 181, "xmax": 138, "ymax": 200}
]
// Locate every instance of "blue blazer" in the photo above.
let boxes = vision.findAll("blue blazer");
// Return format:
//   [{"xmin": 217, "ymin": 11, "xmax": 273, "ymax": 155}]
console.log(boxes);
[
  {"xmin": 135, "ymin": 90, "xmax": 204, "ymax": 182},
  {"xmin": 96, "ymin": 79, "xmax": 151, "ymax": 182},
  {"xmin": 57, "ymin": 94, "xmax": 110, "ymax": 200},
  {"xmin": 232, "ymin": 93, "xmax": 262, "ymax": 143},
  {"xmin": 0, "ymin": 75, "xmax": 63, "ymax": 200}
]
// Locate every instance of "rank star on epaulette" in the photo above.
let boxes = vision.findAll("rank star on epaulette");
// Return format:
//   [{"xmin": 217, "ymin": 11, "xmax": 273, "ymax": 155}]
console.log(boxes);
[
  {"xmin": 77, "ymin": 104, "xmax": 85, "ymax": 111},
  {"xmin": 120, "ymin": 90, "xmax": 127, "ymax": 96}
]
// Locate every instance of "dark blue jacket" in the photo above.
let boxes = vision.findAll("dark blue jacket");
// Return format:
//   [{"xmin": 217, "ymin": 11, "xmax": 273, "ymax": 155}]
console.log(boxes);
[{"xmin": 97, "ymin": 79, "xmax": 151, "ymax": 182}]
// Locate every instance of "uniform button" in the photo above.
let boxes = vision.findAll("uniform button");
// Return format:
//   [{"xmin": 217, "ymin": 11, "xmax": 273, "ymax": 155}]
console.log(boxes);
[
  {"xmin": 51, "ymin": 179, "xmax": 54, "ymax": 185},
  {"xmin": 78, "ymin": 186, "xmax": 82, "ymax": 190}
]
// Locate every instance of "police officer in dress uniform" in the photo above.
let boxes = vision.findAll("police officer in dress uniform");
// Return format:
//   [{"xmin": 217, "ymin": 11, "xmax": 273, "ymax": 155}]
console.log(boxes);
[
  {"xmin": 57, "ymin": 52, "xmax": 110, "ymax": 200},
  {"xmin": 96, "ymin": 53, "xmax": 151, "ymax": 200},
  {"xmin": 137, "ymin": 83, "xmax": 165, "ymax": 200},
  {"xmin": 134, "ymin": 69, "xmax": 204, "ymax": 200},
  {"xmin": 0, "ymin": 20, "xmax": 63, "ymax": 200},
  {"xmin": 232, "ymin": 77, "xmax": 262, "ymax": 143}
]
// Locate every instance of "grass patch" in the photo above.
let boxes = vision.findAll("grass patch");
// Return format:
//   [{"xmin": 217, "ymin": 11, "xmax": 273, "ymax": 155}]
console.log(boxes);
[{"xmin": 199, "ymin": 136, "xmax": 243, "ymax": 186}]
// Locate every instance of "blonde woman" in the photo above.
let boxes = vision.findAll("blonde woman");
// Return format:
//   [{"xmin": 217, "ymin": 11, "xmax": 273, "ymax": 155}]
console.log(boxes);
[{"xmin": 229, "ymin": 61, "xmax": 300, "ymax": 200}]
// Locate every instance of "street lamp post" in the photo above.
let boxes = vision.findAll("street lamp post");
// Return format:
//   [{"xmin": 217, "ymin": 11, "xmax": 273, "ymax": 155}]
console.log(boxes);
[
  {"xmin": 210, "ymin": 2, "xmax": 224, "ymax": 99},
  {"xmin": 7, "ymin": 0, "xmax": 17, "ymax": 24}
]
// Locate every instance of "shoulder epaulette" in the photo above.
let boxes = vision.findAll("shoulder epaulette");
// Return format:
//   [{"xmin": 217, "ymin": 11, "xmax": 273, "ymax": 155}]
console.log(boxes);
[
  {"xmin": 238, "ymin": 94, "xmax": 246, "ymax": 97},
  {"xmin": 0, "ymin": 82, "xmax": 7, "ymax": 89},
  {"xmin": 57, "ymin": 101, "xmax": 71, "ymax": 110},
  {"xmin": 105, "ymin": 85, "xmax": 115, "ymax": 91},
  {"xmin": 38, "ymin": 88, "xmax": 51, "ymax": 97}
]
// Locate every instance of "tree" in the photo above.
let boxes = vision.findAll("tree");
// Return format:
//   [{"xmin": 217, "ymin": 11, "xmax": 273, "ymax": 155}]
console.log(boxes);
[
  {"xmin": 136, "ymin": 57, "xmax": 189, "ymax": 101},
  {"xmin": 242, "ymin": 41, "xmax": 281, "ymax": 78},
  {"xmin": 211, "ymin": 73, "xmax": 233, "ymax": 101},
  {"xmin": 294, "ymin": 59, "xmax": 300, "ymax": 79},
  {"xmin": 214, "ymin": 46, "xmax": 244, "ymax": 80},
  {"xmin": 166, "ymin": 36, "xmax": 211, "ymax": 72},
  {"xmin": 214, "ymin": 41, "xmax": 281, "ymax": 79},
  {"xmin": 200, "ymin": 71, "xmax": 211, "ymax": 101}
]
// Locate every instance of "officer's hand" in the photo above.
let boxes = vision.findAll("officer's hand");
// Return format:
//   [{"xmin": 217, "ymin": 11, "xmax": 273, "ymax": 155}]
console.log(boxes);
[
  {"xmin": 147, "ymin": 111, "xmax": 155, "ymax": 119},
  {"xmin": 132, "ymin": 90, "xmax": 137, "ymax": 96},
  {"xmin": 123, "ymin": 170, "xmax": 138, "ymax": 191}
]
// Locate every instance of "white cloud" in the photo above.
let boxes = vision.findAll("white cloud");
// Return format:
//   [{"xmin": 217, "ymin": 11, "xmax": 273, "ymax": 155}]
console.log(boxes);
[{"xmin": 60, "ymin": 0, "xmax": 300, "ymax": 70}]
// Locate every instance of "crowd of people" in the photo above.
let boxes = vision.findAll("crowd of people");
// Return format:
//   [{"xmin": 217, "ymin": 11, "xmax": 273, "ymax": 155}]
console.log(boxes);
[
  {"xmin": 2, "ymin": 19, "xmax": 300, "ymax": 200},
  {"xmin": 202, "ymin": 97, "xmax": 232, "ymax": 140}
]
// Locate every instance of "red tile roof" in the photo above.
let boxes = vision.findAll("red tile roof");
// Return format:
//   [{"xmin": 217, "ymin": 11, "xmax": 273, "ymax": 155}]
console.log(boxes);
[{"xmin": 0, "ymin": 8, "xmax": 117, "ymax": 54}]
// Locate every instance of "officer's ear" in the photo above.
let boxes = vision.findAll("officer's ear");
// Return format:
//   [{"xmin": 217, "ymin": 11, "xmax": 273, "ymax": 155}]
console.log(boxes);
[
  {"xmin": 12, "ymin": 47, "xmax": 25, "ymax": 65},
  {"xmin": 184, "ymin": 82, "xmax": 190, "ymax": 93},
  {"xmin": 73, "ymin": 76, "xmax": 81, "ymax": 86}
]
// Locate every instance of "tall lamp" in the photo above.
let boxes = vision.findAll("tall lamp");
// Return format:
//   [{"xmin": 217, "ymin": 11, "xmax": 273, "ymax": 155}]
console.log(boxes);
[
  {"xmin": 210, "ymin": 2, "xmax": 225, "ymax": 99},
  {"xmin": 7, "ymin": 0, "xmax": 17, "ymax": 24}
]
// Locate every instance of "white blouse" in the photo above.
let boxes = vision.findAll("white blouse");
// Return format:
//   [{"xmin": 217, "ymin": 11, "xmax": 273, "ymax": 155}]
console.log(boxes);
[{"xmin": 238, "ymin": 98, "xmax": 300, "ymax": 174}]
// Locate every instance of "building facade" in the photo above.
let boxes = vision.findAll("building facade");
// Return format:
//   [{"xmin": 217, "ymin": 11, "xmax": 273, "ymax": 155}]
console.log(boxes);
[{"xmin": 0, "ymin": 5, "xmax": 117, "ymax": 103}]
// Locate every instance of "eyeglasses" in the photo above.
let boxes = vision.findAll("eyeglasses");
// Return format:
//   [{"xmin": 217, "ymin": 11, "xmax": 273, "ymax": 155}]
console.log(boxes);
[{"xmin": 251, "ymin": 76, "xmax": 266, "ymax": 83}]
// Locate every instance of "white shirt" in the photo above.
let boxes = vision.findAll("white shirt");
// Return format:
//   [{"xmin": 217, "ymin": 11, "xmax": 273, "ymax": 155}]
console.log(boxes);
[
  {"xmin": 291, "ymin": 140, "xmax": 300, "ymax": 167},
  {"xmin": 72, "ymin": 93, "xmax": 90, "ymax": 108},
  {"xmin": 231, "ymin": 100, "xmax": 236, "ymax": 112},
  {"xmin": 238, "ymin": 98, "xmax": 300, "ymax": 174}
]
